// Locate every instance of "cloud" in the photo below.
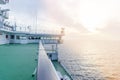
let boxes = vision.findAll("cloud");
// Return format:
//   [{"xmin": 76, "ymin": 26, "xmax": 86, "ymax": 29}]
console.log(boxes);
[
  {"xmin": 8, "ymin": 0, "xmax": 39, "ymax": 16},
  {"xmin": 95, "ymin": 19, "xmax": 120, "ymax": 40},
  {"xmin": 99, "ymin": 19, "xmax": 120, "ymax": 34},
  {"xmin": 2, "ymin": 0, "xmax": 42, "ymax": 30},
  {"xmin": 40, "ymin": 0, "xmax": 88, "ymax": 33},
  {"xmin": 39, "ymin": 0, "xmax": 120, "ymax": 40},
  {"xmin": 5, "ymin": 0, "xmax": 120, "ymax": 39}
]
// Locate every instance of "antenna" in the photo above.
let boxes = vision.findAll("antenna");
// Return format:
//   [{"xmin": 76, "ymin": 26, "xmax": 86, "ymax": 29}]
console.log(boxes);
[
  {"xmin": 14, "ymin": 17, "xmax": 17, "ymax": 31},
  {"xmin": 35, "ymin": 6, "xmax": 38, "ymax": 34},
  {"xmin": 35, "ymin": 12, "xmax": 37, "ymax": 34}
]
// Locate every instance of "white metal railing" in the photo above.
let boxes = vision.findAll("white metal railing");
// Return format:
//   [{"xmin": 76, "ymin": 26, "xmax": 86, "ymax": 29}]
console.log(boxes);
[
  {"xmin": 0, "ymin": 23, "xmax": 62, "ymax": 35},
  {"xmin": 37, "ymin": 41, "xmax": 60, "ymax": 80},
  {"xmin": 2, "ymin": 11, "xmax": 9, "ymax": 19},
  {"xmin": 0, "ymin": 0, "xmax": 9, "ymax": 4}
]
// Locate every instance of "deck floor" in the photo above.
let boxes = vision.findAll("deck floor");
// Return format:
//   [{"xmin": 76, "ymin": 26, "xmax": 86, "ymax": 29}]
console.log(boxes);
[
  {"xmin": 0, "ymin": 44, "xmax": 38, "ymax": 80},
  {"xmin": 52, "ymin": 60, "xmax": 72, "ymax": 80}
]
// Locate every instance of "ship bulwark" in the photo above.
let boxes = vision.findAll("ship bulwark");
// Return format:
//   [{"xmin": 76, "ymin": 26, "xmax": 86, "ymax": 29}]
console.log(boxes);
[{"xmin": 37, "ymin": 41, "xmax": 60, "ymax": 80}]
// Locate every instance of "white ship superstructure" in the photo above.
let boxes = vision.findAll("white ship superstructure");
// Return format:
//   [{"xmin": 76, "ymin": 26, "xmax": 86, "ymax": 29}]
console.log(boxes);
[
  {"xmin": 0, "ymin": 0, "xmax": 64, "ymax": 45},
  {"xmin": 0, "ymin": 0, "xmax": 71, "ymax": 80}
]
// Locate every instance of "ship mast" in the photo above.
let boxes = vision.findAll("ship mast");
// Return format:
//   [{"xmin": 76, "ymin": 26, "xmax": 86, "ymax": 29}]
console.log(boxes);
[
  {"xmin": 35, "ymin": 2, "xmax": 38, "ymax": 34},
  {"xmin": 35, "ymin": 11, "xmax": 37, "ymax": 34}
]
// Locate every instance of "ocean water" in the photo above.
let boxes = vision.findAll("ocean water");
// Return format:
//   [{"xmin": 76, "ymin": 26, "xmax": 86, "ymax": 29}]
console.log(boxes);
[{"xmin": 58, "ymin": 40, "xmax": 120, "ymax": 80}]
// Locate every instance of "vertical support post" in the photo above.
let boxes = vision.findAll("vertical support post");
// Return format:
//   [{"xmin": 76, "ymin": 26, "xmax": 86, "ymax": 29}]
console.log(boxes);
[
  {"xmin": 52, "ymin": 45, "xmax": 54, "ymax": 53},
  {"xmin": 56, "ymin": 43, "xmax": 58, "ymax": 61}
]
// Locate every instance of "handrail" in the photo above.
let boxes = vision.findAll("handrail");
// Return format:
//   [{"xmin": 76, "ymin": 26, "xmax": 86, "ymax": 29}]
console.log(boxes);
[
  {"xmin": 0, "ymin": 0, "xmax": 9, "ymax": 4},
  {"xmin": 37, "ymin": 41, "xmax": 60, "ymax": 80}
]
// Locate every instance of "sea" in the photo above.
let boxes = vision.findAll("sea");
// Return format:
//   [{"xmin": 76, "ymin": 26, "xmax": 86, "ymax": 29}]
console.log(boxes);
[{"xmin": 58, "ymin": 40, "xmax": 120, "ymax": 80}]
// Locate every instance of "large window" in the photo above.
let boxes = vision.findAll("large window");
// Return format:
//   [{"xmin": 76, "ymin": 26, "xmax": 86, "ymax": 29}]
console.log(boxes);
[
  {"xmin": 31, "ymin": 37, "xmax": 34, "ymax": 40},
  {"xmin": 16, "ymin": 36, "xmax": 20, "ymax": 40},
  {"xmin": 28, "ymin": 37, "xmax": 31, "ymax": 40},
  {"xmin": 10, "ymin": 35, "xmax": 14, "ymax": 39},
  {"xmin": 6, "ymin": 35, "xmax": 8, "ymax": 39}
]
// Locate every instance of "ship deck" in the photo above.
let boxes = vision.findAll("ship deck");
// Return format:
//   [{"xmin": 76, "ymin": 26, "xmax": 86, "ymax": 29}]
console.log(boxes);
[
  {"xmin": 52, "ymin": 60, "xmax": 72, "ymax": 80},
  {"xmin": 0, "ymin": 44, "xmax": 70, "ymax": 80},
  {"xmin": 0, "ymin": 44, "xmax": 38, "ymax": 80}
]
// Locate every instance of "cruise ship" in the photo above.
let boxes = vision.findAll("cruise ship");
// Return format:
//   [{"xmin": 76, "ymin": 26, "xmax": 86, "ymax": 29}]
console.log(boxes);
[{"xmin": 0, "ymin": 0, "xmax": 71, "ymax": 80}]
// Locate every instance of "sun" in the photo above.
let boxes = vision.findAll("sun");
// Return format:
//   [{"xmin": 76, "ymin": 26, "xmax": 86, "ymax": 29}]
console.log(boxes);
[
  {"xmin": 81, "ymin": 15, "xmax": 102, "ymax": 32},
  {"xmin": 78, "ymin": 0, "xmax": 108, "ymax": 33},
  {"xmin": 80, "ymin": 8, "xmax": 105, "ymax": 33}
]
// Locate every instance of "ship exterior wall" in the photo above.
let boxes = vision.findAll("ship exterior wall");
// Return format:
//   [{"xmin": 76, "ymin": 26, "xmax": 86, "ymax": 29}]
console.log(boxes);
[
  {"xmin": 0, "ymin": 32, "xmax": 9, "ymax": 45},
  {"xmin": 0, "ymin": 31, "xmax": 60, "ymax": 45}
]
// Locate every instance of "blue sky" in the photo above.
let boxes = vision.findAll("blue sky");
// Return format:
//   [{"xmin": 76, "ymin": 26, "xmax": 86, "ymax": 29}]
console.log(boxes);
[
  {"xmin": 3, "ymin": 0, "xmax": 41, "ymax": 28},
  {"xmin": 2, "ymin": 0, "xmax": 120, "ymax": 40},
  {"xmin": 4, "ymin": 0, "xmax": 62, "ymax": 32},
  {"xmin": 9, "ymin": 0, "xmax": 39, "ymax": 15}
]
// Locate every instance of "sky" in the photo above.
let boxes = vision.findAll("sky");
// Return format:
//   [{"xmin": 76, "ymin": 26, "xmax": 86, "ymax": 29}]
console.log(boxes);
[
  {"xmin": 2, "ymin": 0, "xmax": 39, "ymax": 30},
  {"xmin": 2, "ymin": 0, "xmax": 120, "ymax": 40}
]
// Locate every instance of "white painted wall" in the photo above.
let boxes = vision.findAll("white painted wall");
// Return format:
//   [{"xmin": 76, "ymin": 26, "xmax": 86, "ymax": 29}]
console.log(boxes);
[
  {"xmin": 0, "ymin": 32, "xmax": 9, "ymax": 45},
  {"xmin": 27, "ymin": 40, "xmax": 39, "ymax": 43}
]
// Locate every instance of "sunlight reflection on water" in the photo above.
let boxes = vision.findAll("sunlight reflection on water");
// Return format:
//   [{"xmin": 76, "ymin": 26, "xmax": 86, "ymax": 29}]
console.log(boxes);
[{"xmin": 58, "ymin": 40, "xmax": 120, "ymax": 80}]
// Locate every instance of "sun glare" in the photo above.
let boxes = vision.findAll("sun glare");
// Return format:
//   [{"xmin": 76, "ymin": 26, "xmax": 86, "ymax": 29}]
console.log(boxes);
[{"xmin": 78, "ymin": 0, "xmax": 109, "ymax": 33}]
